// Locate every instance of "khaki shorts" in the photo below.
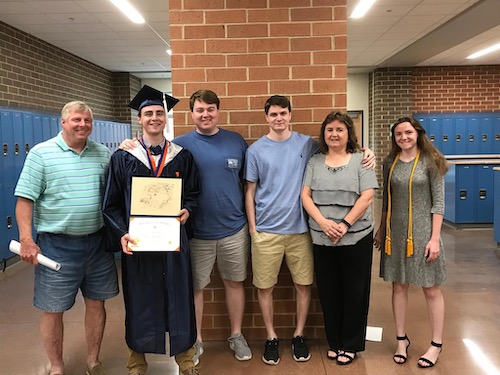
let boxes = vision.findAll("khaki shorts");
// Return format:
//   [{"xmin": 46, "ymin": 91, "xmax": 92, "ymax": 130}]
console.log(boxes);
[
  {"xmin": 251, "ymin": 231, "xmax": 313, "ymax": 289},
  {"xmin": 190, "ymin": 224, "xmax": 250, "ymax": 290}
]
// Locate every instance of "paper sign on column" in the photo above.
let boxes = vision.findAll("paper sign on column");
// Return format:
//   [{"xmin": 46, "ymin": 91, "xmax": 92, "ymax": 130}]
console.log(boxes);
[{"xmin": 129, "ymin": 177, "xmax": 182, "ymax": 252}]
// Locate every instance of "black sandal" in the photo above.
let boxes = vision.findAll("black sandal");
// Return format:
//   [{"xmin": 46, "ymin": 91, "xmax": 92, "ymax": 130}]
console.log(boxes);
[
  {"xmin": 327, "ymin": 349, "xmax": 340, "ymax": 360},
  {"xmin": 337, "ymin": 352, "xmax": 356, "ymax": 365},
  {"xmin": 393, "ymin": 335, "xmax": 411, "ymax": 364},
  {"xmin": 418, "ymin": 341, "xmax": 442, "ymax": 368}
]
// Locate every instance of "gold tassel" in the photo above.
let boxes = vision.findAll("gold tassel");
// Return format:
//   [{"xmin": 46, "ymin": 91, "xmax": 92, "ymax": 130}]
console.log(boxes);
[
  {"xmin": 406, "ymin": 238, "xmax": 413, "ymax": 257},
  {"xmin": 385, "ymin": 236, "xmax": 391, "ymax": 255}
]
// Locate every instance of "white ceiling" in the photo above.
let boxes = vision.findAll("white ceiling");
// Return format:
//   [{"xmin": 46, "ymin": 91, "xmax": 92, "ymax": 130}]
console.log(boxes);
[{"xmin": 0, "ymin": 0, "xmax": 499, "ymax": 77}]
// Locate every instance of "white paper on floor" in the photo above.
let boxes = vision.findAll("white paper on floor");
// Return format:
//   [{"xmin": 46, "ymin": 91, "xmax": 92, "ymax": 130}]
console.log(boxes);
[{"xmin": 366, "ymin": 326, "xmax": 383, "ymax": 342}]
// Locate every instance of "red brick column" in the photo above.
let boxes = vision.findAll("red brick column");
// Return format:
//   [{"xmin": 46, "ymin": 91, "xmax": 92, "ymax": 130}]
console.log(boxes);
[{"xmin": 169, "ymin": 0, "xmax": 347, "ymax": 340}]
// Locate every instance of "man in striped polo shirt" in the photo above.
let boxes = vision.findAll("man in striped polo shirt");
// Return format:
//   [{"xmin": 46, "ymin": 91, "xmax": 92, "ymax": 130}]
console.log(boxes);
[{"xmin": 15, "ymin": 101, "xmax": 118, "ymax": 375}]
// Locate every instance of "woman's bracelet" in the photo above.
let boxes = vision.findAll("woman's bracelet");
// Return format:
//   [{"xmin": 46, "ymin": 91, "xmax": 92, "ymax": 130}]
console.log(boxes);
[{"xmin": 341, "ymin": 218, "xmax": 352, "ymax": 229}]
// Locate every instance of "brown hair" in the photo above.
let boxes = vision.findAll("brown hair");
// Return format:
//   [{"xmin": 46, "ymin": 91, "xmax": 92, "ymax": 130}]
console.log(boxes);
[{"xmin": 189, "ymin": 90, "xmax": 220, "ymax": 111}]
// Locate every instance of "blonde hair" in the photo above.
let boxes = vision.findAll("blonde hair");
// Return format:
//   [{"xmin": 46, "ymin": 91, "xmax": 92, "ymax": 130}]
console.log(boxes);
[{"xmin": 61, "ymin": 101, "xmax": 93, "ymax": 120}]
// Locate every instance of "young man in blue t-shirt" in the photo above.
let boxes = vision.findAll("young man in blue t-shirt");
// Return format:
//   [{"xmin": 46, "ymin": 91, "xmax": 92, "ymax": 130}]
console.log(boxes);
[{"xmin": 174, "ymin": 90, "xmax": 252, "ymax": 363}]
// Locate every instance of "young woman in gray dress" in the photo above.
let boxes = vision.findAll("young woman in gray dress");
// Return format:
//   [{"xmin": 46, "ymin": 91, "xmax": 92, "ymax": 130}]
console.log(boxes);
[
  {"xmin": 374, "ymin": 116, "xmax": 448, "ymax": 368},
  {"xmin": 301, "ymin": 111, "xmax": 378, "ymax": 365}
]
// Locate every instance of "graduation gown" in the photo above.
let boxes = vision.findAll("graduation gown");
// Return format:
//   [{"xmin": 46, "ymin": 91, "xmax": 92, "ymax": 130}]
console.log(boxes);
[{"xmin": 102, "ymin": 141, "xmax": 200, "ymax": 356}]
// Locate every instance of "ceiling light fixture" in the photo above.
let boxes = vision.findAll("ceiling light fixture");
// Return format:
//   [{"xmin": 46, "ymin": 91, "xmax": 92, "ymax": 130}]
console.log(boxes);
[
  {"xmin": 166, "ymin": 49, "xmax": 172, "ymax": 55},
  {"xmin": 350, "ymin": 0, "xmax": 377, "ymax": 19},
  {"xmin": 467, "ymin": 42, "xmax": 500, "ymax": 59},
  {"xmin": 110, "ymin": 0, "xmax": 145, "ymax": 24}
]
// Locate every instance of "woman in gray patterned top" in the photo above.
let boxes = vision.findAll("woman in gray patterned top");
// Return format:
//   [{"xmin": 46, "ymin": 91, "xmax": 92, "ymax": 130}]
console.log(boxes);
[
  {"xmin": 374, "ymin": 116, "xmax": 448, "ymax": 368},
  {"xmin": 301, "ymin": 111, "xmax": 378, "ymax": 365}
]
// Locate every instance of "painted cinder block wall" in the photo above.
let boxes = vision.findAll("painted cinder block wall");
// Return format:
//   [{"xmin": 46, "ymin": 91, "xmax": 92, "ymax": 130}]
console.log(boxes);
[
  {"xmin": 169, "ymin": 0, "xmax": 348, "ymax": 340},
  {"xmin": 0, "ymin": 21, "xmax": 139, "ymax": 125}
]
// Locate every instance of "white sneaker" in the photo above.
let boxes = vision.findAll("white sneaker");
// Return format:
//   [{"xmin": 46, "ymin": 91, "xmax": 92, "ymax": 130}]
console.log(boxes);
[{"xmin": 228, "ymin": 333, "xmax": 252, "ymax": 361}]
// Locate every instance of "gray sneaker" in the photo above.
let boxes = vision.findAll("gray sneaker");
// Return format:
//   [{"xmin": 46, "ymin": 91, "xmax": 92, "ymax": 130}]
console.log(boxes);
[
  {"xmin": 193, "ymin": 340, "xmax": 204, "ymax": 366},
  {"xmin": 228, "ymin": 333, "xmax": 252, "ymax": 361}
]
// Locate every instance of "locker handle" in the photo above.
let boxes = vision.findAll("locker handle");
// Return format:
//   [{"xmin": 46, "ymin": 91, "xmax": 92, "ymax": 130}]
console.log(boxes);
[
  {"xmin": 25, "ymin": 144, "xmax": 30, "ymax": 155},
  {"xmin": 430, "ymin": 135, "xmax": 435, "ymax": 142},
  {"xmin": 496, "ymin": 134, "xmax": 500, "ymax": 141},
  {"xmin": 3, "ymin": 144, "xmax": 7, "ymax": 156},
  {"xmin": 456, "ymin": 134, "xmax": 461, "ymax": 141},
  {"xmin": 460, "ymin": 190, "xmax": 467, "ymax": 200},
  {"xmin": 482, "ymin": 134, "xmax": 487, "ymax": 141},
  {"xmin": 479, "ymin": 189, "xmax": 486, "ymax": 200},
  {"xmin": 443, "ymin": 134, "xmax": 448, "ymax": 142},
  {"xmin": 7, "ymin": 216, "xmax": 12, "ymax": 229},
  {"xmin": 469, "ymin": 134, "xmax": 474, "ymax": 142},
  {"xmin": 15, "ymin": 143, "xmax": 20, "ymax": 155}
]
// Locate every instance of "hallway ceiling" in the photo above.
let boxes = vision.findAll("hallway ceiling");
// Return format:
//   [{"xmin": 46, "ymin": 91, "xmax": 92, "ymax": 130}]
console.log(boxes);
[{"xmin": 0, "ymin": 0, "xmax": 498, "ymax": 77}]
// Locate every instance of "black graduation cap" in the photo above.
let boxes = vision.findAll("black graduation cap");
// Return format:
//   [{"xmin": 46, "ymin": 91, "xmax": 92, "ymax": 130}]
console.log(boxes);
[{"xmin": 128, "ymin": 85, "xmax": 179, "ymax": 113}]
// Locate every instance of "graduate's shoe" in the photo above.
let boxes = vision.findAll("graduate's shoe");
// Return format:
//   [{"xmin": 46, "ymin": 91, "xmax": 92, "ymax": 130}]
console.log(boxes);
[
  {"xmin": 85, "ymin": 362, "xmax": 108, "ymax": 375},
  {"xmin": 228, "ymin": 333, "xmax": 252, "ymax": 361},
  {"xmin": 418, "ymin": 341, "xmax": 442, "ymax": 368},
  {"xmin": 181, "ymin": 364, "xmax": 201, "ymax": 375}
]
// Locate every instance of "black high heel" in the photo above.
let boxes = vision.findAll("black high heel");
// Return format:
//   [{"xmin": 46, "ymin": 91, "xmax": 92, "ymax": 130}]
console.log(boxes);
[
  {"xmin": 393, "ymin": 335, "xmax": 411, "ymax": 364},
  {"xmin": 418, "ymin": 341, "xmax": 442, "ymax": 368}
]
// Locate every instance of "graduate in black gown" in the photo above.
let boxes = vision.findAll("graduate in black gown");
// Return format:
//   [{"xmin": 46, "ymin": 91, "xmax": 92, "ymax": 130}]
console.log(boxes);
[{"xmin": 102, "ymin": 86, "xmax": 201, "ymax": 375}]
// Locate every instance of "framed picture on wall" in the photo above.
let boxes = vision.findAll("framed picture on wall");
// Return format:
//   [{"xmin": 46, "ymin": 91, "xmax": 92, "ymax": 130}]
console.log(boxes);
[{"xmin": 347, "ymin": 110, "xmax": 363, "ymax": 148}]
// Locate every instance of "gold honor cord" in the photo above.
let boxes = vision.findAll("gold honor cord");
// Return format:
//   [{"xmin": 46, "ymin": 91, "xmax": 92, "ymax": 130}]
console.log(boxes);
[{"xmin": 385, "ymin": 151, "xmax": 421, "ymax": 257}]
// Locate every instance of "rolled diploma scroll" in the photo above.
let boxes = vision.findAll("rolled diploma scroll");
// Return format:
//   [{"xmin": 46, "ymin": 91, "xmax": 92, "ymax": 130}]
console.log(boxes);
[{"xmin": 9, "ymin": 240, "xmax": 62, "ymax": 271}]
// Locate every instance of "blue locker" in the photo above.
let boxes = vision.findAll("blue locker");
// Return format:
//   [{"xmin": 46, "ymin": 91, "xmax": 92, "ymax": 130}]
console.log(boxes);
[
  {"xmin": 417, "ymin": 116, "xmax": 430, "ymax": 136},
  {"xmin": 479, "ymin": 116, "xmax": 494, "ymax": 154},
  {"xmin": 456, "ymin": 165, "xmax": 476, "ymax": 223},
  {"xmin": 33, "ymin": 115, "xmax": 43, "ymax": 145},
  {"xmin": 494, "ymin": 169, "xmax": 500, "ymax": 242},
  {"xmin": 23, "ymin": 113, "xmax": 34, "ymax": 155},
  {"xmin": 454, "ymin": 118, "xmax": 468, "ymax": 155},
  {"xmin": 428, "ymin": 117, "xmax": 441, "ymax": 151},
  {"xmin": 12, "ymin": 112, "xmax": 25, "ymax": 181},
  {"xmin": 42, "ymin": 116, "xmax": 52, "ymax": 141},
  {"xmin": 0, "ymin": 188, "xmax": 8, "ymax": 261},
  {"xmin": 1, "ymin": 111, "xmax": 16, "ymax": 187},
  {"xmin": 51, "ymin": 116, "xmax": 60, "ymax": 137},
  {"xmin": 476, "ymin": 164, "xmax": 494, "ymax": 223},
  {"xmin": 467, "ymin": 117, "xmax": 481, "ymax": 154},
  {"xmin": 494, "ymin": 116, "xmax": 500, "ymax": 154},
  {"xmin": 440, "ymin": 117, "xmax": 454, "ymax": 155}
]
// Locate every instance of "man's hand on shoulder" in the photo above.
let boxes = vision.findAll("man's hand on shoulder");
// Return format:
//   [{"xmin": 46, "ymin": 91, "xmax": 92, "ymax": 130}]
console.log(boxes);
[{"xmin": 361, "ymin": 147, "xmax": 376, "ymax": 169}]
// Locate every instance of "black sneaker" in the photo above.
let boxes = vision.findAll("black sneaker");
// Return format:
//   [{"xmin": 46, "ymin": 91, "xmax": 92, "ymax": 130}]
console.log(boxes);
[
  {"xmin": 262, "ymin": 338, "xmax": 280, "ymax": 365},
  {"xmin": 292, "ymin": 336, "xmax": 311, "ymax": 362}
]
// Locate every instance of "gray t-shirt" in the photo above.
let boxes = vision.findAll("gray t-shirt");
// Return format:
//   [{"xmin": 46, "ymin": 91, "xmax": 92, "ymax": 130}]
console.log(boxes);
[{"xmin": 303, "ymin": 152, "xmax": 378, "ymax": 246}]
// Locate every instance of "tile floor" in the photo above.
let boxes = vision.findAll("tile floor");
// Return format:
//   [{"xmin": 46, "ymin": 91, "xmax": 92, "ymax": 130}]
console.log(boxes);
[{"xmin": 1, "ymin": 222, "xmax": 499, "ymax": 375}]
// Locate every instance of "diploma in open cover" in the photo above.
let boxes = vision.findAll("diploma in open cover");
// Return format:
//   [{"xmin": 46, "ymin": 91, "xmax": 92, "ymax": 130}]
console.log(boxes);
[{"xmin": 128, "ymin": 177, "xmax": 182, "ymax": 252}]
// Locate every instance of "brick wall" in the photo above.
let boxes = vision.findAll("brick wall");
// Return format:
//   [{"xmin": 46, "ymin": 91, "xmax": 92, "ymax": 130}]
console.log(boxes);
[
  {"xmin": 0, "ymin": 21, "xmax": 136, "ymax": 124},
  {"xmin": 169, "ymin": 0, "xmax": 348, "ymax": 340},
  {"xmin": 413, "ymin": 65, "xmax": 500, "ymax": 113}
]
